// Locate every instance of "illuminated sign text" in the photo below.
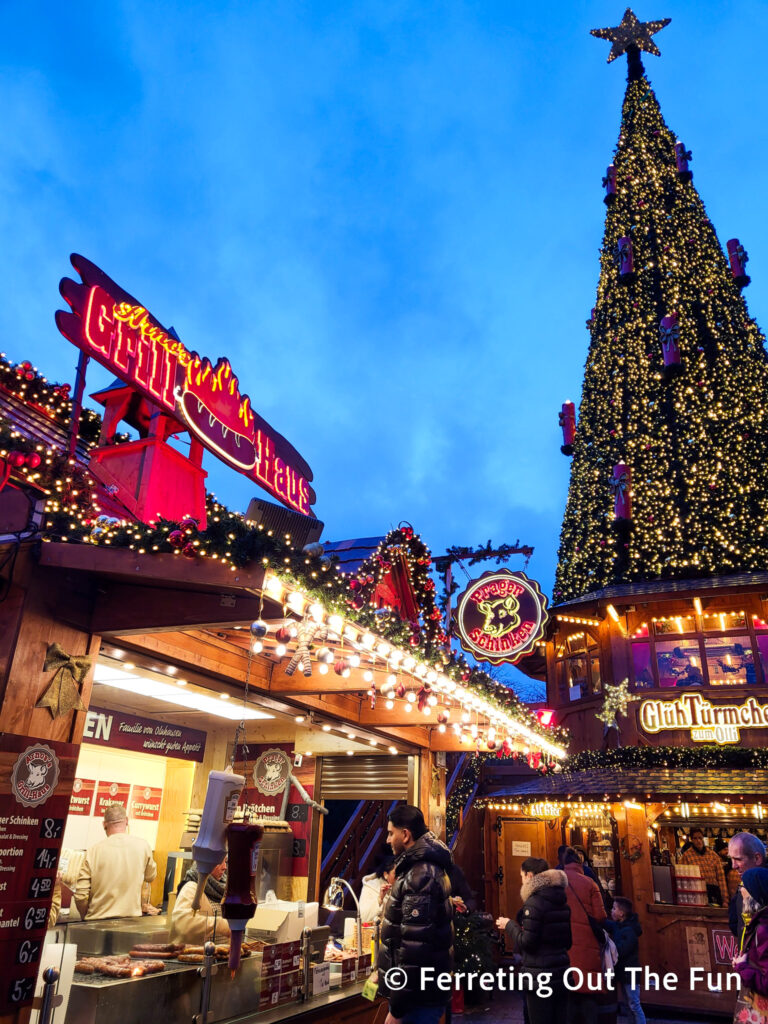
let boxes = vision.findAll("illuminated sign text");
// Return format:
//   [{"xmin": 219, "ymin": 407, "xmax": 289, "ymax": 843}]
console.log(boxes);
[
  {"xmin": 56, "ymin": 255, "xmax": 315, "ymax": 516},
  {"xmin": 455, "ymin": 570, "xmax": 548, "ymax": 665},
  {"xmin": 639, "ymin": 693, "xmax": 768, "ymax": 745}
]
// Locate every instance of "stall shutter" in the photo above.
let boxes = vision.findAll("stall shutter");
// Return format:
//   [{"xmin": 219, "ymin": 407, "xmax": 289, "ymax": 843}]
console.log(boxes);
[{"xmin": 320, "ymin": 755, "xmax": 411, "ymax": 800}]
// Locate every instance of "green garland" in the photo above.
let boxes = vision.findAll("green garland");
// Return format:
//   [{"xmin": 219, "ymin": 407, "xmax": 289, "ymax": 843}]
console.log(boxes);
[
  {"xmin": 0, "ymin": 352, "xmax": 565, "ymax": 748},
  {"xmin": 565, "ymin": 745, "xmax": 768, "ymax": 771}
]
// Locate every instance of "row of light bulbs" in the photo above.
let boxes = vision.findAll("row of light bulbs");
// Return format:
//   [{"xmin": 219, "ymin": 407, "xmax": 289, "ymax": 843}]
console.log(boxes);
[{"xmin": 254, "ymin": 573, "xmax": 566, "ymax": 759}]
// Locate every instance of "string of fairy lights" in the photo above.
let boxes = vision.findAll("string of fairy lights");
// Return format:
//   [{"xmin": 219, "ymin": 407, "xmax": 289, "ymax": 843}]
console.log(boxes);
[
  {"xmin": 554, "ymin": 70, "xmax": 768, "ymax": 603},
  {"xmin": 0, "ymin": 351, "xmax": 566, "ymax": 761},
  {"xmin": 244, "ymin": 572, "xmax": 566, "ymax": 761}
]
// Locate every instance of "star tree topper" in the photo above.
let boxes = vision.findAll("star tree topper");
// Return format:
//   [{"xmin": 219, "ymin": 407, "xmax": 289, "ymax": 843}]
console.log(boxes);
[
  {"xmin": 595, "ymin": 678, "xmax": 639, "ymax": 729},
  {"xmin": 591, "ymin": 9, "xmax": 671, "ymax": 63}
]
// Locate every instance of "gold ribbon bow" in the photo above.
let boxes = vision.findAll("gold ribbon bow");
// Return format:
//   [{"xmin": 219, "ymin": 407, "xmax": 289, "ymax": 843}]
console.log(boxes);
[{"xmin": 36, "ymin": 642, "xmax": 93, "ymax": 718}]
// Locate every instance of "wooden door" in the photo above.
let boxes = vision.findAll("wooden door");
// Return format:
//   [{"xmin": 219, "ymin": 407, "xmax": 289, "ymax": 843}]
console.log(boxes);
[{"xmin": 497, "ymin": 817, "xmax": 547, "ymax": 924}]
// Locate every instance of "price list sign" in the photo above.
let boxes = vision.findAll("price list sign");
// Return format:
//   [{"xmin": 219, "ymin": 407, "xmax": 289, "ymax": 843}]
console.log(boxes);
[{"xmin": 0, "ymin": 734, "xmax": 77, "ymax": 1015}]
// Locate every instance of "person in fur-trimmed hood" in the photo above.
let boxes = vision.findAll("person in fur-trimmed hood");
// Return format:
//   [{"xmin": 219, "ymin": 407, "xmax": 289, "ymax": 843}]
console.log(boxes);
[{"xmin": 497, "ymin": 857, "xmax": 571, "ymax": 1024}]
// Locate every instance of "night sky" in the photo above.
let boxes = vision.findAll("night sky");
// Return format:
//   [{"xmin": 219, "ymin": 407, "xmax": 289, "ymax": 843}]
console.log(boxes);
[{"xmin": 2, "ymin": 2, "xmax": 766, "ymax": 689}]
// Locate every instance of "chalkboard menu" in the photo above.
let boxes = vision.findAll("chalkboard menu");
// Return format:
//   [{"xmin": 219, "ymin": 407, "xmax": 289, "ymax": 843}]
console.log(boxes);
[{"xmin": 0, "ymin": 734, "xmax": 77, "ymax": 1015}]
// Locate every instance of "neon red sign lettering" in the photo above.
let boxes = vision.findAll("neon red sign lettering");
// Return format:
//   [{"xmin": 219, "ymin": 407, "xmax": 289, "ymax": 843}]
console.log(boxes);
[{"xmin": 57, "ymin": 255, "xmax": 316, "ymax": 516}]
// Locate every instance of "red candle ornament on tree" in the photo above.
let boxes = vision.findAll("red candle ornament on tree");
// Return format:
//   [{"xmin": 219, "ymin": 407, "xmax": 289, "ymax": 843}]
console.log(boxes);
[
  {"xmin": 674, "ymin": 141, "xmax": 693, "ymax": 182},
  {"xmin": 615, "ymin": 237, "xmax": 634, "ymax": 280},
  {"xmin": 659, "ymin": 312, "xmax": 681, "ymax": 377},
  {"xmin": 727, "ymin": 239, "xmax": 751, "ymax": 289},
  {"xmin": 559, "ymin": 401, "xmax": 576, "ymax": 456},
  {"xmin": 610, "ymin": 463, "xmax": 632, "ymax": 521},
  {"xmin": 602, "ymin": 165, "xmax": 617, "ymax": 205}
]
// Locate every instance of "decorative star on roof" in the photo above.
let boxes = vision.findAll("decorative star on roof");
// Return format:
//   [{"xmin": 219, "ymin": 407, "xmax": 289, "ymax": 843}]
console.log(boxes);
[
  {"xmin": 591, "ymin": 8, "xmax": 671, "ymax": 64},
  {"xmin": 595, "ymin": 678, "xmax": 639, "ymax": 729}
]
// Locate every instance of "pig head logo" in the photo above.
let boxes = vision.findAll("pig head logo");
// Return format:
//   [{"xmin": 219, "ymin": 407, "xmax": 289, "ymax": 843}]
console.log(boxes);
[
  {"xmin": 253, "ymin": 749, "xmax": 291, "ymax": 797},
  {"xmin": 11, "ymin": 743, "xmax": 60, "ymax": 807},
  {"xmin": 477, "ymin": 595, "xmax": 521, "ymax": 639}
]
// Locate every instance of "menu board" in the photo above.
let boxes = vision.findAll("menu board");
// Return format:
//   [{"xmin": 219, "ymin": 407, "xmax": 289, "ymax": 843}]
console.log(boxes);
[{"xmin": 0, "ymin": 734, "xmax": 77, "ymax": 1015}]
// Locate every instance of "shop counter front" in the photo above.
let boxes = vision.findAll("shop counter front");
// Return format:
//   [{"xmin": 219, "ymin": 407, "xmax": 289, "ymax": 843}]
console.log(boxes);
[
  {"xmin": 58, "ymin": 917, "xmax": 386, "ymax": 1024},
  {"xmin": 641, "ymin": 903, "xmax": 739, "ymax": 1017}
]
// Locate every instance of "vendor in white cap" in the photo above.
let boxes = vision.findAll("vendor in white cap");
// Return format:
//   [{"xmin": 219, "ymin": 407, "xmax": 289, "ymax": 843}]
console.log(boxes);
[{"xmin": 74, "ymin": 803, "xmax": 157, "ymax": 920}]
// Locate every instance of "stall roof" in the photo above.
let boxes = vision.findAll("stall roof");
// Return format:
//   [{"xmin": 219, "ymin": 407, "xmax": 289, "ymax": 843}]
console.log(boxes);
[
  {"xmin": 487, "ymin": 767, "xmax": 768, "ymax": 799},
  {"xmin": 322, "ymin": 537, "xmax": 384, "ymax": 574},
  {"xmin": 555, "ymin": 570, "xmax": 768, "ymax": 610}
]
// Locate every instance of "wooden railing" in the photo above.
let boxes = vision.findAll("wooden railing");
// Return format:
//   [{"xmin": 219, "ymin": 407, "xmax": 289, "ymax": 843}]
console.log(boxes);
[{"xmin": 319, "ymin": 799, "xmax": 398, "ymax": 907}]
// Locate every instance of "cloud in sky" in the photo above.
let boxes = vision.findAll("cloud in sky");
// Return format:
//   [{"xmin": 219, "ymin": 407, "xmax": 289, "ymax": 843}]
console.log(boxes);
[{"xmin": 1, "ymin": 0, "xmax": 767, "ymax": 622}]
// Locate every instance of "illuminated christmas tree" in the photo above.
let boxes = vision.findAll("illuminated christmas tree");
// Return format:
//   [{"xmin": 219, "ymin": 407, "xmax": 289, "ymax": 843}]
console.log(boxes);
[{"xmin": 554, "ymin": 11, "xmax": 768, "ymax": 603}]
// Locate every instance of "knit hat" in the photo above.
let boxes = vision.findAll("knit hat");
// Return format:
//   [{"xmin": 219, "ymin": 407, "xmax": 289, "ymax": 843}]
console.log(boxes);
[{"xmin": 741, "ymin": 867, "xmax": 768, "ymax": 906}]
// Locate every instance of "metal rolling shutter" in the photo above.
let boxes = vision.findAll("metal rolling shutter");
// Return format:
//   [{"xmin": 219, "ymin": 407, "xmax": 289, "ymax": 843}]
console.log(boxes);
[{"xmin": 320, "ymin": 755, "xmax": 412, "ymax": 800}]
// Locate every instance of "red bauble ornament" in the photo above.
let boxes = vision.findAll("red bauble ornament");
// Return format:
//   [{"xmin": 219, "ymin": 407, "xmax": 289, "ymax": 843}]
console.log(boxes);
[
  {"xmin": 9, "ymin": 451, "xmax": 26, "ymax": 468},
  {"xmin": 409, "ymin": 635, "xmax": 420, "ymax": 647},
  {"xmin": 349, "ymin": 579, "xmax": 360, "ymax": 591},
  {"xmin": 461, "ymin": 671, "xmax": 471, "ymax": 682},
  {"xmin": 437, "ymin": 710, "xmax": 449, "ymax": 725},
  {"xmin": 334, "ymin": 658, "xmax": 350, "ymax": 676},
  {"xmin": 168, "ymin": 530, "xmax": 185, "ymax": 549},
  {"xmin": 275, "ymin": 626, "xmax": 293, "ymax": 644},
  {"xmin": 25, "ymin": 371, "xmax": 34, "ymax": 381},
  {"xmin": 26, "ymin": 453, "xmax": 41, "ymax": 469},
  {"xmin": 181, "ymin": 516, "xmax": 198, "ymax": 533},
  {"xmin": 181, "ymin": 543, "xmax": 197, "ymax": 559},
  {"xmin": 395, "ymin": 682, "xmax": 406, "ymax": 699}
]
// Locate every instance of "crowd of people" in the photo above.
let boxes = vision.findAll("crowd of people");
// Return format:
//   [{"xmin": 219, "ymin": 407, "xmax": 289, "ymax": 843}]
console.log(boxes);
[
  {"xmin": 495, "ymin": 846, "xmax": 644, "ymax": 1024},
  {"xmin": 490, "ymin": 832, "xmax": 768, "ymax": 1024},
  {"xmin": 51, "ymin": 800, "xmax": 768, "ymax": 1024}
]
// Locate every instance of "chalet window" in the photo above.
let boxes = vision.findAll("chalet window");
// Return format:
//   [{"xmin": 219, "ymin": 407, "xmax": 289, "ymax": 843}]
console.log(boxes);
[
  {"xmin": 704, "ymin": 636, "xmax": 756, "ymax": 686},
  {"xmin": 652, "ymin": 615, "xmax": 696, "ymax": 636},
  {"xmin": 655, "ymin": 638, "xmax": 704, "ymax": 688},
  {"xmin": 701, "ymin": 611, "xmax": 747, "ymax": 632},
  {"xmin": 631, "ymin": 641, "xmax": 654, "ymax": 689},
  {"xmin": 557, "ymin": 632, "xmax": 600, "ymax": 701}
]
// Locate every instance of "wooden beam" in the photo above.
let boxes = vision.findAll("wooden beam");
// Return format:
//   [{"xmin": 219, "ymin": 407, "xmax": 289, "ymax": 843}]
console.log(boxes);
[
  {"xmin": 39, "ymin": 541, "xmax": 266, "ymax": 591},
  {"xmin": 94, "ymin": 586, "xmax": 267, "ymax": 635},
  {"xmin": 113, "ymin": 629, "xmax": 433, "ymax": 750}
]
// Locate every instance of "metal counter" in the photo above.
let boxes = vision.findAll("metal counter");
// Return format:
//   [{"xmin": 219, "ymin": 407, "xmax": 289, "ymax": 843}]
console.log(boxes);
[
  {"xmin": 62, "ymin": 914, "xmax": 172, "ymax": 955},
  {"xmin": 67, "ymin": 954, "xmax": 263, "ymax": 1024}
]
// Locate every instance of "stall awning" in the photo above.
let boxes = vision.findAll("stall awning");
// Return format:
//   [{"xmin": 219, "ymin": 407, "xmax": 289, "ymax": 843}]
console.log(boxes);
[{"xmin": 486, "ymin": 767, "xmax": 768, "ymax": 800}]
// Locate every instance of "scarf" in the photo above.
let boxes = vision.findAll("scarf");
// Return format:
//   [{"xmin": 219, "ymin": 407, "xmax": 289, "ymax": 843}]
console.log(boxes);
[{"xmin": 181, "ymin": 867, "xmax": 226, "ymax": 904}]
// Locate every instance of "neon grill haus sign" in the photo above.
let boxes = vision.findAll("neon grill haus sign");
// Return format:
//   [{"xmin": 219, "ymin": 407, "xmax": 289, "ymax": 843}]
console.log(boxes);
[
  {"xmin": 639, "ymin": 693, "xmax": 768, "ymax": 745},
  {"xmin": 454, "ymin": 570, "xmax": 549, "ymax": 665},
  {"xmin": 56, "ymin": 255, "xmax": 316, "ymax": 516}
]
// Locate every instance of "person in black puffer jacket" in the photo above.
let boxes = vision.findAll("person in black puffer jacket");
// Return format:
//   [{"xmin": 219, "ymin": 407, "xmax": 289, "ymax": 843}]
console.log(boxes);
[
  {"xmin": 377, "ymin": 805, "xmax": 453, "ymax": 1024},
  {"xmin": 496, "ymin": 857, "xmax": 572, "ymax": 1024}
]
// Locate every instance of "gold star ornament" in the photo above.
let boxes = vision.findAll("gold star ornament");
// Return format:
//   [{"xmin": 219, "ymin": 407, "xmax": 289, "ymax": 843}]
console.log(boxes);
[{"xmin": 591, "ymin": 8, "xmax": 671, "ymax": 64}]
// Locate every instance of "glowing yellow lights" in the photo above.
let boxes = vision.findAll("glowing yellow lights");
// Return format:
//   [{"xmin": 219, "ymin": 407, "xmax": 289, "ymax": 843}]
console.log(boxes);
[
  {"xmin": 606, "ymin": 604, "xmax": 620, "ymax": 623},
  {"xmin": 557, "ymin": 614, "xmax": 600, "ymax": 627},
  {"xmin": 694, "ymin": 597, "xmax": 703, "ymax": 615}
]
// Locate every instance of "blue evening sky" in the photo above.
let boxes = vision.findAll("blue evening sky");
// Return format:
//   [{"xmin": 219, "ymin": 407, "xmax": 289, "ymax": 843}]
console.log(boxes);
[{"xmin": 2, "ymin": 2, "xmax": 766, "ymax": 688}]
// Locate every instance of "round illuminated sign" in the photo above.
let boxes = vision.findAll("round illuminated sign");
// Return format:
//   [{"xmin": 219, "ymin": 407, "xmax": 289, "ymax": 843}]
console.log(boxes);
[{"xmin": 455, "ymin": 570, "xmax": 549, "ymax": 665}]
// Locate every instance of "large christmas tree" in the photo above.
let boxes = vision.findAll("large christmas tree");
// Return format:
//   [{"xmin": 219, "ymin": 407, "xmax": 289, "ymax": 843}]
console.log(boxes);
[{"xmin": 554, "ymin": 10, "xmax": 768, "ymax": 604}]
